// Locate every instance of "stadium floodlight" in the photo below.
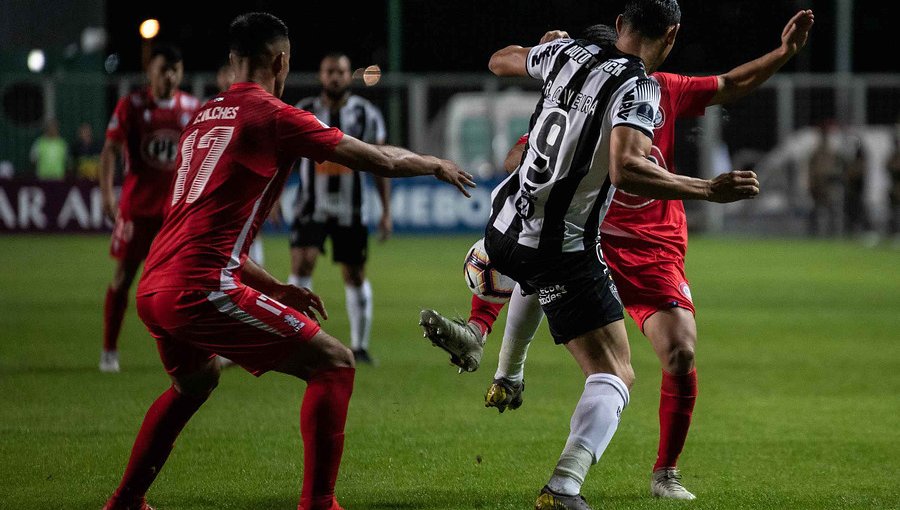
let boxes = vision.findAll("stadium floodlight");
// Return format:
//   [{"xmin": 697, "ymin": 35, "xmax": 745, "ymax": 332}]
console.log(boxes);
[
  {"xmin": 27, "ymin": 49, "xmax": 46, "ymax": 73},
  {"xmin": 139, "ymin": 19, "xmax": 160, "ymax": 40}
]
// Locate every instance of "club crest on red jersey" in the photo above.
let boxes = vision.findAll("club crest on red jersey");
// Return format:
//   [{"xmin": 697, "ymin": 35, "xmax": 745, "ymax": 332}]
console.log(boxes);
[
  {"xmin": 141, "ymin": 129, "xmax": 181, "ymax": 170},
  {"xmin": 654, "ymin": 106, "xmax": 666, "ymax": 129}
]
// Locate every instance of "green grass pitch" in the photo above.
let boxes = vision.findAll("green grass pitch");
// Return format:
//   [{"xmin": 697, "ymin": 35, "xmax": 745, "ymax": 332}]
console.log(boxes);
[{"xmin": 0, "ymin": 234, "xmax": 898, "ymax": 509}]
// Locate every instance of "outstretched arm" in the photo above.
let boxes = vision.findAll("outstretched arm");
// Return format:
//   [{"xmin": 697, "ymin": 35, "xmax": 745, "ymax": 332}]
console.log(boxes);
[
  {"xmin": 328, "ymin": 135, "xmax": 476, "ymax": 197},
  {"xmin": 489, "ymin": 30, "xmax": 570, "ymax": 77},
  {"xmin": 609, "ymin": 126, "xmax": 759, "ymax": 203},
  {"xmin": 709, "ymin": 9, "xmax": 814, "ymax": 105}
]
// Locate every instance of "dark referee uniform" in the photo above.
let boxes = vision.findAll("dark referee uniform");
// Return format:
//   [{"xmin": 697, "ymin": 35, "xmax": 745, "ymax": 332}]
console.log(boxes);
[
  {"xmin": 291, "ymin": 94, "xmax": 387, "ymax": 264},
  {"xmin": 485, "ymin": 37, "xmax": 661, "ymax": 344}
]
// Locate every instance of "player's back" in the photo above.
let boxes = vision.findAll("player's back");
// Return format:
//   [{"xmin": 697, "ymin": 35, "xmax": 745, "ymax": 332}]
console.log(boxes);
[
  {"xmin": 490, "ymin": 38, "xmax": 659, "ymax": 255},
  {"xmin": 139, "ymin": 83, "xmax": 302, "ymax": 295}
]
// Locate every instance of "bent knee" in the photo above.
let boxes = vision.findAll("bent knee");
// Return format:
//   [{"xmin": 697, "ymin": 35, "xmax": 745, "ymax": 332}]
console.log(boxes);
[
  {"xmin": 666, "ymin": 342, "xmax": 696, "ymax": 373},
  {"xmin": 172, "ymin": 364, "xmax": 220, "ymax": 399},
  {"xmin": 326, "ymin": 342, "xmax": 355, "ymax": 369}
]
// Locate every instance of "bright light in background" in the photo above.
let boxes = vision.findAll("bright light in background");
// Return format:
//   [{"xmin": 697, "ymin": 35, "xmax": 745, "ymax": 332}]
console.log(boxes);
[
  {"xmin": 139, "ymin": 19, "xmax": 159, "ymax": 39},
  {"xmin": 27, "ymin": 49, "xmax": 45, "ymax": 73},
  {"xmin": 81, "ymin": 27, "xmax": 108, "ymax": 53}
]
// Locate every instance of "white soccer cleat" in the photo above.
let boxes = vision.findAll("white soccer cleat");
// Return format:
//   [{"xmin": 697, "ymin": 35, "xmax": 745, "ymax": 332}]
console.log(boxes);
[
  {"xmin": 651, "ymin": 468, "xmax": 696, "ymax": 500},
  {"xmin": 418, "ymin": 309, "xmax": 485, "ymax": 372},
  {"xmin": 99, "ymin": 350, "xmax": 120, "ymax": 373}
]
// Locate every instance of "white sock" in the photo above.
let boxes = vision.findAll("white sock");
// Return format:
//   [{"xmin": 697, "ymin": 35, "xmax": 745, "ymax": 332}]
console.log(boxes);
[
  {"xmin": 345, "ymin": 280, "xmax": 372, "ymax": 351},
  {"xmin": 495, "ymin": 287, "xmax": 544, "ymax": 383},
  {"xmin": 548, "ymin": 373, "xmax": 630, "ymax": 496},
  {"xmin": 288, "ymin": 274, "xmax": 313, "ymax": 290},
  {"xmin": 249, "ymin": 238, "xmax": 265, "ymax": 266}
]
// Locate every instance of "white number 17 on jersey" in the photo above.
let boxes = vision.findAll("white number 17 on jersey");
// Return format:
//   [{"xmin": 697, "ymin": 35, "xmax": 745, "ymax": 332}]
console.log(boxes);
[{"xmin": 171, "ymin": 126, "xmax": 235, "ymax": 205}]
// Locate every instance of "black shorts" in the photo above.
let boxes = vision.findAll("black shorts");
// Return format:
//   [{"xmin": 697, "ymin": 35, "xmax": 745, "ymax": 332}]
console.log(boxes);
[
  {"xmin": 290, "ymin": 218, "xmax": 369, "ymax": 265},
  {"xmin": 485, "ymin": 227, "xmax": 624, "ymax": 344}
]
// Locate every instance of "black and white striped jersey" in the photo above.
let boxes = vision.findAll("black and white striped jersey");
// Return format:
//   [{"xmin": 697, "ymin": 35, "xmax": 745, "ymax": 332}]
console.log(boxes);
[
  {"xmin": 294, "ymin": 94, "xmax": 386, "ymax": 227},
  {"xmin": 489, "ymin": 38, "xmax": 661, "ymax": 254}
]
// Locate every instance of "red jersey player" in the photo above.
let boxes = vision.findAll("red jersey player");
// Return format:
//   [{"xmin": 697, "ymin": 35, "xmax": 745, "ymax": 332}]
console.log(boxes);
[
  {"xmin": 420, "ymin": 10, "xmax": 813, "ymax": 501},
  {"xmin": 99, "ymin": 44, "xmax": 200, "ymax": 372},
  {"xmin": 102, "ymin": 13, "xmax": 474, "ymax": 510}
]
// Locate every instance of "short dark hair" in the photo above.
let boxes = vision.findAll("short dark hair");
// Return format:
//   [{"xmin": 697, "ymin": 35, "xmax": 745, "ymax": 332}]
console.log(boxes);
[
  {"xmin": 321, "ymin": 52, "xmax": 351, "ymax": 67},
  {"xmin": 623, "ymin": 0, "xmax": 681, "ymax": 38},
  {"xmin": 581, "ymin": 24, "xmax": 618, "ymax": 48},
  {"xmin": 229, "ymin": 12, "xmax": 289, "ymax": 58},
  {"xmin": 149, "ymin": 43, "xmax": 182, "ymax": 64}
]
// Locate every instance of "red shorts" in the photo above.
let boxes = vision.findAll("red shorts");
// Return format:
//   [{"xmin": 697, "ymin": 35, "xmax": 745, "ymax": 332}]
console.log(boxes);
[
  {"xmin": 136, "ymin": 285, "xmax": 321, "ymax": 377},
  {"xmin": 601, "ymin": 235, "xmax": 695, "ymax": 332},
  {"xmin": 110, "ymin": 212, "xmax": 163, "ymax": 262}
]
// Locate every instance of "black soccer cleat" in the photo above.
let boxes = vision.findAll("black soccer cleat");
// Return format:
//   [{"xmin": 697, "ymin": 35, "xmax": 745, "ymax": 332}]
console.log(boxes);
[
  {"xmin": 534, "ymin": 485, "xmax": 593, "ymax": 510},
  {"xmin": 484, "ymin": 377, "xmax": 525, "ymax": 413}
]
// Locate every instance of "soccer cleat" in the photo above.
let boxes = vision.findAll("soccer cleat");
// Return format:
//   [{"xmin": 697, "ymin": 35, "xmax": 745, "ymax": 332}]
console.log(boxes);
[
  {"xmin": 352, "ymin": 348, "xmax": 377, "ymax": 366},
  {"xmin": 650, "ymin": 468, "xmax": 696, "ymax": 500},
  {"xmin": 418, "ymin": 309, "xmax": 484, "ymax": 373},
  {"xmin": 534, "ymin": 485, "xmax": 593, "ymax": 510},
  {"xmin": 101, "ymin": 497, "xmax": 155, "ymax": 510},
  {"xmin": 99, "ymin": 350, "xmax": 120, "ymax": 373},
  {"xmin": 484, "ymin": 377, "xmax": 525, "ymax": 413},
  {"xmin": 298, "ymin": 498, "xmax": 345, "ymax": 510}
]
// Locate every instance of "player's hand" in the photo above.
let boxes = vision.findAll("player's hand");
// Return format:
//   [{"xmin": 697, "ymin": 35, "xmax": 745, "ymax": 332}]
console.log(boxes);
[
  {"xmin": 434, "ymin": 159, "xmax": 476, "ymax": 198},
  {"xmin": 781, "ymin": 10, "xmax": 814, "ymax": 56},
  {"xmin": 707, "ymin": 170, "xmax": 759, "ymax": 203},
  {"xmin": 540, "ymin": 30, "xmax": 570, "ymax": 44},
  {"xmin": 275, "ymin": 284, "xmax": 329, "ymax": 323},
  {"xmin": 102, "ymin": 194, "xmax": 118, "ymax": 222},
  {"xmin": 378, "ymin": 213, "xmax": 393, "ymax": 242}
]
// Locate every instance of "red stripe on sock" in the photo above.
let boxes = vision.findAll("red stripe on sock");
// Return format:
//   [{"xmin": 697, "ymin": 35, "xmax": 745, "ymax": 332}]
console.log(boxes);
[
  {"xmin": 299, "ymin": 366, "xmax": 355, "ymax": 510},
  {"xmin": 654, "ymin": 369, "xmax": 698, "ymax": 471},
  {"xmin": 468, "ymin": 295, "xmax": 505, "ymax": 336}
]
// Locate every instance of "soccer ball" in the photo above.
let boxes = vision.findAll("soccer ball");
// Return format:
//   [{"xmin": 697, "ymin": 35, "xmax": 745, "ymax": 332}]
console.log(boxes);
[{"xmin": 463, "ymin": 238, "xmax": 516, "ymax": 304}]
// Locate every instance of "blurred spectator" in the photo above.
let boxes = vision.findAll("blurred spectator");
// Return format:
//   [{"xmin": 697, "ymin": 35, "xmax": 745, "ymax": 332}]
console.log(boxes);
[
  {"xmin": 71, "ymin": 123, "xmax": 103, "ymax": 181},
  {"xmin": 887, "ymin": 131, "xmax": 900, "ymax": 237},
  {"xmin": 30, "ymin": 119, "xmax": 69, "ymax": 181},
  {"xmin": 807, "ymin": 123, "xmax": 843, "ymax": 236},
  {"xmin": 843, "ymin": 138, "xmax": 869, "ymax": 235}
]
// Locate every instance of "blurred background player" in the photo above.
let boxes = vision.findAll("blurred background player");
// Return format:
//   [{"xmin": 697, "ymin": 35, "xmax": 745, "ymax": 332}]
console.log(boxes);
[
  {"xmin": 289, "ymin": 52, "xmax": 390, "ymax": 364},
  {"xmin": 99, "ymin": 44, "xmax": 199, "ymax": 372},
  {"xmin": 102, "ymin": 12, "xmax": 474, "ymax": 510},
  {"xmin": 421, "ymin": 9, "xmax": 813, "ymax": 501}
]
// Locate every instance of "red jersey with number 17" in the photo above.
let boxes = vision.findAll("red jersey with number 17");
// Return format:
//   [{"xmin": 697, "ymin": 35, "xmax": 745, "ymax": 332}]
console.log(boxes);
[
  {"xmin": 106, "ymin": 88, "xmax": 200, "ymax": 219},
  {"xmin": 600, "ymin": 72, "xmax": 718, "ymax": 255},
  {"xmin": 138, "ymin": 82, "xmax": 343, "ymax": 296}
]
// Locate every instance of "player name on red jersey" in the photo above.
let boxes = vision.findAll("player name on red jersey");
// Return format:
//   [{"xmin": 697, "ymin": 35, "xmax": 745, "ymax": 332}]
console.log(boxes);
[{"xmin": 194, "ymin": 106, "xmax": 240, "ymax": 124}]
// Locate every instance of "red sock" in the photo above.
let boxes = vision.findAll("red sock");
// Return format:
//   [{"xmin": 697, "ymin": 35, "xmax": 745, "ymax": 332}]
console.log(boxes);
[
  {"xmin": 104, "ymin": 286, "xmax": 128, "ymax": 352},
  {"xmin": 107, "ymin": 386, "xmax": 207, "ymax": 507},
  {"xmin": 654, "ymin": 369, "xmax": 698, "ymax": 471},
  {"xmin": 298, "ymin": 367, "xmax": 355, "ymax": 510},
  {"xmin": 468, "ymin": 295, "xmax": 505, "ymax": 336}
]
